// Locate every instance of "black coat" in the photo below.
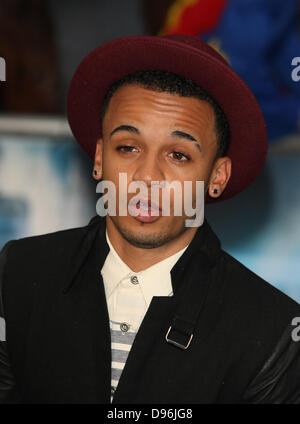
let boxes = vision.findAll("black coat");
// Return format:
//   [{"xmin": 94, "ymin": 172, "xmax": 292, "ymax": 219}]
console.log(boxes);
[{"xmin": 1, "ymin": 215, "xmax": 300, "ymax": 404}]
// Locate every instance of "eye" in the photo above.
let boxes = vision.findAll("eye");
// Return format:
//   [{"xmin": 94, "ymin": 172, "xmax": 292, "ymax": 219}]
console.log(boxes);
[
  {"xmin": 169, "ymin": 151, "xmax": 190, "ymax": 162},
  {"xmin": 116, "ymin": 145, "xmax": 138, "ymax": 153}
]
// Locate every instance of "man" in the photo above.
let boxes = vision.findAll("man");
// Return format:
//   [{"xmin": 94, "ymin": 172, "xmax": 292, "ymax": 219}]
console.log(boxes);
[{"xmin": 0, "ymin": 34, "xmax": 300, "ymax": 404}]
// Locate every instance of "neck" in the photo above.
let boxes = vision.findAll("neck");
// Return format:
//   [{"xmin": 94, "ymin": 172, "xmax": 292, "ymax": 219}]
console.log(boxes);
[{"xmin": 105, "ymin": 216, "xmax": 197, "ymax": 272}]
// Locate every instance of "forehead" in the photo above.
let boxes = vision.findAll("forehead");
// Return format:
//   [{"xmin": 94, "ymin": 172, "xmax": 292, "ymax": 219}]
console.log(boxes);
[{"xmin": 103, "ymin": 84, "xmax": 216, "ymax": 131}]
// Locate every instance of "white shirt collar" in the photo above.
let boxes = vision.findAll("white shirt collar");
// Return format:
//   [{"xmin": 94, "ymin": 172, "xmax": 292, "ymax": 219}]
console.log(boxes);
[{"xmin": 101, "ymin": 229, "xmax": 189, "ymax": 307}]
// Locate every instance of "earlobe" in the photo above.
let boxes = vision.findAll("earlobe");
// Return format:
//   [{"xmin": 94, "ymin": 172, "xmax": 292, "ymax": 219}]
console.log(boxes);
[
  {"xmin": 93, "ymin": 138, "xmax": 103, "ymax": 180},
  {"xmin": 209, "ymin": 156, "xmax": 232, "ymax": 198},
  {"xmin": 209, "ymin": 186, "xmax": 220, "ymax": 198}
]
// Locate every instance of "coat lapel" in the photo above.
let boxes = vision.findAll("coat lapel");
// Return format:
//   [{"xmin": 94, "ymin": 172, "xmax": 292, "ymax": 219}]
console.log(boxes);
[{"xmin": 55, "ymin": 215, "xmax": 112, "ymax": 402}]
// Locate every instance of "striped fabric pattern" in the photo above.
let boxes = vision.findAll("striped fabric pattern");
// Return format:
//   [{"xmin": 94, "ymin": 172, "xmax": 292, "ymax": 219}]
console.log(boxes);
[{"xmin": 110, "ymin": 320, "xmax": 137, "ymax": 402}]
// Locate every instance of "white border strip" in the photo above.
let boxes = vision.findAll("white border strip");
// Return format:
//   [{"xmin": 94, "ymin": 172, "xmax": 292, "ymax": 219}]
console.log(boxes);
[
  {"xmin": 0, "ymin": 115, "xmax": 72, "ymax": 138},
  {"xmin": 0, "ymin": 114, "xmax": 299, "ymax": 153},
  {"xmin": 268, "ymin": 135, "xmax": 300, "ymax": 154}
]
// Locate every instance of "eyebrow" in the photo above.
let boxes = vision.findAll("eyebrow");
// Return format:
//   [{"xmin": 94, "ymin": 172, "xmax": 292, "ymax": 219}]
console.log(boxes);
[
  {"xmin": 110, "ymin": 125, "xmax": 201, "ymax": 152},
  {"xmin": 110, "ymin": 125, "xmax": 140, "ymax": 138},
  {"xmin": 171, "ymin": 130, "xmax": 201, "ymax": 152}
]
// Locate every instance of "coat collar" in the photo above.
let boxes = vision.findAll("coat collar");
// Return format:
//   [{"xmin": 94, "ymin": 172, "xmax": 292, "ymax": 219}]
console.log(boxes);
[
  {"xmin": 170, "ymin": 217, "xmax": 221, "ymax": 293},
  {"xmin": 62, "ymin": 215, "xmax": 109, "ymax": 294},
  {"xmin": 62, "ymin": 215, "xmax": 221, "ymax": 295}
]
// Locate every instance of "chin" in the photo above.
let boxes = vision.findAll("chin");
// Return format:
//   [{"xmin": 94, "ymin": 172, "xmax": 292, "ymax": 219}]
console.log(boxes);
[{"xmin": 111, "ymin": 215, "xmax": 186, "ymax": 249}]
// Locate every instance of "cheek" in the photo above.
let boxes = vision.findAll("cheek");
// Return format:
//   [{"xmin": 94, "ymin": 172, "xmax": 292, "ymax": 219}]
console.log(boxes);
[
  {"xmin": 171, "ymin": 167, "xmax": 211, "ymax": 207},
  {"xmin": 171, "ymin": 163, "xmax": 211, "ymax": 187},
  {"xmin": 102, "ymin": 150, "xmax": 124, "ymax": 179},
  {"xmin": 103, "ymin": 147, "xmax": 138, "ymax": 178}
]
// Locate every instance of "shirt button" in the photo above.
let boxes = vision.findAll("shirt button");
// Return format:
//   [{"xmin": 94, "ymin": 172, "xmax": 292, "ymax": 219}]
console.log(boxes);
[
  {"xmin": 120, "ymin": 322, "xmax": 130, "ymax": 333},
  {"xmin": 130, "ymin": 275, "xmax": 139, "ymax": 285}
]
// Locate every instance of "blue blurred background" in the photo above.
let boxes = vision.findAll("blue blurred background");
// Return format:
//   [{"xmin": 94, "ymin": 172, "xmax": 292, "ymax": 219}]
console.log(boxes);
[{"xmin": 0, "ymin": 0, "xmax": 299, "ymax": 301}]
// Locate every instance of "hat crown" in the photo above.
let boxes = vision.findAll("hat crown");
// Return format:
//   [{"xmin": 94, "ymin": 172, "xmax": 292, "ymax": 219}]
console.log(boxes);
[{"xmin": 161, "ymin": 33, "xmax": 229, "ymax": 67}]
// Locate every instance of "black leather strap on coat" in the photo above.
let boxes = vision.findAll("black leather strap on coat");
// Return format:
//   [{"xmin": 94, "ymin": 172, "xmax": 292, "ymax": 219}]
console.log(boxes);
[{"xmin": 166, "ymin": 253, "xmax": 211, "ymax": 350}]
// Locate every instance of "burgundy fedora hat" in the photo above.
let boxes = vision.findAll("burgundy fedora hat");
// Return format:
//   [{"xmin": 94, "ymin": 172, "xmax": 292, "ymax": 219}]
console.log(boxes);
[{"xmin": 67, "ymin": 34, "xmax": 268, "ymax": 202}]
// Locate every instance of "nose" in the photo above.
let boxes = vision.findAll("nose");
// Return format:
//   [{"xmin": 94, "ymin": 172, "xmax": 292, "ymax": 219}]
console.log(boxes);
[{"xmin": 132, "ymin": 151, "xmax": 165, "ymax": 187}]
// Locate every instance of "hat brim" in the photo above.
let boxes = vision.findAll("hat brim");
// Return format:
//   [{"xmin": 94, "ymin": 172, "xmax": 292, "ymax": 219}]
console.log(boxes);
[{"xmin": 67, "ymin": 35, "xmax": 268, "ymax": 202}]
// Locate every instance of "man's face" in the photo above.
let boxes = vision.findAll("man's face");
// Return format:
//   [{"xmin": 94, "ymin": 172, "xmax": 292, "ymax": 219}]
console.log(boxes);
[{"xmin": 95, "ymin": 84, "xmax": 231, "ymax": 248}]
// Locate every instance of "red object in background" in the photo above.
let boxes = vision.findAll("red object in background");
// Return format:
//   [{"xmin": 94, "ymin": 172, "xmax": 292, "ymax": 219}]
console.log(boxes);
[{"xmin": 161, "ymin": 0, "xmax": 228, "ymax": 36}]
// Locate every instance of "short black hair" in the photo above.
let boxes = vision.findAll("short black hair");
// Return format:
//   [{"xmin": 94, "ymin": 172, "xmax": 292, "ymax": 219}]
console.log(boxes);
[{"xmin": 100, "ymin": 70, "xmax": 230, "ymax": 157}]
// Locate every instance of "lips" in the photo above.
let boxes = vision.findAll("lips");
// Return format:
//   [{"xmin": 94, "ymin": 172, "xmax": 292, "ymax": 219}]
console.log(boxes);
[
  {"xmin": 127, "ymin": 197, "xmax": 161, "ymax": 219},
  {"xmin": 136, "ymin": 199, "xmax": 161, "ymax": 212}
]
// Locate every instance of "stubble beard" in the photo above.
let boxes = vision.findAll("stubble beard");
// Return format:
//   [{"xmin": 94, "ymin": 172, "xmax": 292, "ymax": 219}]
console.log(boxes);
[{"xmin": 109, "ymin": 216, "xmax": 188, "ymax": 249}]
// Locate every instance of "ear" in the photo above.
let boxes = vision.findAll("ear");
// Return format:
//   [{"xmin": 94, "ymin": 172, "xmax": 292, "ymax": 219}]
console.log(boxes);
[
  {"xmin": 208, "ymin": 156, "xmax": 232, "ymax": 198},
  {"xmin": 93, "ymin": 138, "xmax": 103, "ymax": 180}
]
